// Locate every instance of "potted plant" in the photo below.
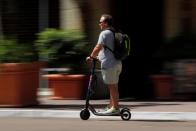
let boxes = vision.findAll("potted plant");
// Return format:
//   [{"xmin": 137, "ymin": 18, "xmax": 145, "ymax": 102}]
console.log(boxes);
[
  {"xmin": 0, "ymin": 37, "xmax": 40, "ymax": 107},
  {"xmin": 36, "ymin": 28, "xmax": 92, "ymax": 100}
]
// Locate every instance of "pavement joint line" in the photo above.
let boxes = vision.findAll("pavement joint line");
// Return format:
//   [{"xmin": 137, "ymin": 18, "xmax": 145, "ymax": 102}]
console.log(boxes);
[{"xmin": 0, "ymin": 109, "xmax": 196, "ymax": 120}]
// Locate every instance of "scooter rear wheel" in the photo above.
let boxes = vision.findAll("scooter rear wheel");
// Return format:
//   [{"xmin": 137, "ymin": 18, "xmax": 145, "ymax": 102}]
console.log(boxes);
[
  {"xmin": 80, "ymin": 109, "xmax": 90, "ymax": 120},
  {"xmin": 120, "ymin": 108, "xmax": 131, "ymax": 121}
]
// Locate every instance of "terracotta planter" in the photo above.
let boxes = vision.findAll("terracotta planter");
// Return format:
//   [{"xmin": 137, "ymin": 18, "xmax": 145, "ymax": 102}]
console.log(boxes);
[
  {"xmin": 151, "ymin": 74, "xmax": 173, "ymax": 100},
  {"xmin": 0, "ymin": 62, "xmax": 40, "ymax": 107},
  {"xmin": 43, "ymin": 74, "xmax": 89, "ymax": 100}
]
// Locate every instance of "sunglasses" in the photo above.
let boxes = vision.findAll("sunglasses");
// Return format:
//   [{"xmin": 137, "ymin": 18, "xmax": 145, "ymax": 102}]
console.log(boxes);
[{"xmin": 99, "ymin": 21, "xmax": 104, "ymax": 24}]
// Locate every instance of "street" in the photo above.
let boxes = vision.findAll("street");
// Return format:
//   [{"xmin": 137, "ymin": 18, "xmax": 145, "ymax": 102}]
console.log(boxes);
[{"xmin": 0, "ymin": 117, "xmax": 196, "ymax": 131}]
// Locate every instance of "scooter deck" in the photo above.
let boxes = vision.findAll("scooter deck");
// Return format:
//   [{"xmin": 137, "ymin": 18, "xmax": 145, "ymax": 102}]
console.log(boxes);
[
  {"xmin": 93, "ymin": 112, "xmax": 120, "ymax": 116},
  {"xmin": 88, "ymin": 105, "xmax": 121, "ymax": 116}
]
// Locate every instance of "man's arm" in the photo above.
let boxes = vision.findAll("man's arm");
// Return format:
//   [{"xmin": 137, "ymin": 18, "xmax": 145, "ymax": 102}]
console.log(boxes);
[
  {"xmin": 90, "ymin": 44, "xmax": 103, "ymax": 58},
  {"xmin": 86, "ymin": 43, "xmax": 103, "ymax": 61}
]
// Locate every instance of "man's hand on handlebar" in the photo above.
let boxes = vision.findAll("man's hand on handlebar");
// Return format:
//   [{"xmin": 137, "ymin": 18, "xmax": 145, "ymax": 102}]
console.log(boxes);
[
  {"xmin": 86, "ymin": 56, "xmax": 97, "ymax": 64},
  {"xmin": 86, "ymin": 56, "xmax": 93, "ymax": 62}
]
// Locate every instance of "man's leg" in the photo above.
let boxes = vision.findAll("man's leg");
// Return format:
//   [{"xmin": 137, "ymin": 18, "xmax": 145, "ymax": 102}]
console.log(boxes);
[{"xmin": 108, "ymin": 84, "xmax": 119, "ymax": 109}]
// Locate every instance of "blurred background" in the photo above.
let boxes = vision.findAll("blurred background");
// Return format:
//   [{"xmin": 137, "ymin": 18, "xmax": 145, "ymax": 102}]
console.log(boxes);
[{"xmin": 0, "ymin": 0, "xmax": 196, "ymax": 100}]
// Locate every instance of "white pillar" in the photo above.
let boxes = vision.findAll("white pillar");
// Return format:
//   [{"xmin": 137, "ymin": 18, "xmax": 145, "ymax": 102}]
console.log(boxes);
[{"xmin": 60, "ymin": 0, "xmax": 83, "ymax": 30}]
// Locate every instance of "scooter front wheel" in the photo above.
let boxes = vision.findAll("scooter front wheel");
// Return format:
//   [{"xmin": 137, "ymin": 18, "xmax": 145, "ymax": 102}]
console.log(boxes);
[
  {"xmin": 80, "ymin": 109, "xmax": 90, "ymax": 120},
  {"xmin": 120, "ymin": 108, "xmax": 131, "ymax": 121}
]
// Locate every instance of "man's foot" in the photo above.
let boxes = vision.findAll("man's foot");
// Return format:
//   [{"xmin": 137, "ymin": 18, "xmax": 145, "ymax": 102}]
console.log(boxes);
[
  {"xmin": 97, "ymin": 106, "xmax": 110, "ymax": 112},
  {"xmin": 104, "ymin": 105, "xmax": 110, "ymax": 111},
  {"xmin": 101, "ymin": 106, "xmax": 119, "ymax": 114}
]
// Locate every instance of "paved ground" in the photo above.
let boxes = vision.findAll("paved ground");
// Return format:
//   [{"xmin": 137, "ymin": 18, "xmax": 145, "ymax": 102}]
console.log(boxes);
[
  {"xmin": 0, "ymin": 117, "xmax": 196, "ymax": 131},
  {"xmin": 1, "ymin": 95, "xmax": 196, "ymax": 121}
]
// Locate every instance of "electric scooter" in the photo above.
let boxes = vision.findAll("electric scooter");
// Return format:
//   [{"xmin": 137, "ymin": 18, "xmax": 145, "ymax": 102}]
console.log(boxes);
[{"xmin": 80, "ymin": 58, "xmax": 131, "ymax": 120}]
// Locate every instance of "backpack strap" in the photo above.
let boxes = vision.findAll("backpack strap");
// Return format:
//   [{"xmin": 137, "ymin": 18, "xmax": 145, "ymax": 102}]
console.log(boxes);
[
  {"xmin": 103, "ymin": 28, "xmax": 115, "ymax": 53},
  {"xmin": 104, "ymin": 44, "xmax": 114, "ymax": 53}
]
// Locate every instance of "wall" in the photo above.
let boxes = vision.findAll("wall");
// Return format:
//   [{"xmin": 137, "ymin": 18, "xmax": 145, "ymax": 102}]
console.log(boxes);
[{"xmin": 164, "ymin": 0, "xmax": 181, "ymax": 39}]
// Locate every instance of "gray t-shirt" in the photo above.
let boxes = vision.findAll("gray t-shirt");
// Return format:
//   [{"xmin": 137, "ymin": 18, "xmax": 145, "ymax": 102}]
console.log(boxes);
[{"xmin": 97, "ymin": 29, "xmax": 121, "ymax": 69}]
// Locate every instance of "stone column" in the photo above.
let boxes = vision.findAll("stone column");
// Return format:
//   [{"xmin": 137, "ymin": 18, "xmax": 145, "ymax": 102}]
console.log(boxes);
[
  {"xmin": 59, "ymin": 0, "xmax": 83, "ymax": 31},
  {"xmin": 59, "ymin": 0, "xmax": 112, "ymax": 44}
]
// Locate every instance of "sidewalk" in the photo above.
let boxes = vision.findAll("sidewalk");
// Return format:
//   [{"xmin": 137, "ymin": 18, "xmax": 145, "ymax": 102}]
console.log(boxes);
[{"xmin": 0, "ymin": 89, "xmax": 196, "ymax": 121}]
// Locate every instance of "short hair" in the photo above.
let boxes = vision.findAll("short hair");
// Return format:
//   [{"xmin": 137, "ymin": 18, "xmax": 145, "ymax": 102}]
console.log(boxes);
[{"xmin": 101, "ymin": 14, "xmax": 113, "ymax": 26}]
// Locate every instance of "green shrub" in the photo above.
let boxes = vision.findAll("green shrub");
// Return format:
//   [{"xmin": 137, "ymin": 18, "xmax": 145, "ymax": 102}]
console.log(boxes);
[
  {"xmin": 35, "ymin": 28, "xmax": 92, "ymax": 72},
  {"xmin": 0, "ymin": 37, "xmax": 38, "ymax": 63}
]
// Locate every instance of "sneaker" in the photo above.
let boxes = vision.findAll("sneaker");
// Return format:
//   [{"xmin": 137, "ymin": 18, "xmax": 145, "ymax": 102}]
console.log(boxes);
[
  {"xmin": 101, "ymin": 106, "xmax": 119, "ymax": 114},
  {"xmin": 104, "ymin": 106, "xmax": 110, "ymax": 111},
  {"xmin": 97, "ymin": 106, "xmax": 109, "ymax": 112}
]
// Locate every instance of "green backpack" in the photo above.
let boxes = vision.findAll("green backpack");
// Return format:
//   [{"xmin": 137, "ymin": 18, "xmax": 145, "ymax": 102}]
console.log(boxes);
[{"xmin": 105, "ymin": 29, "xmax": 131, "ymax": 60}]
